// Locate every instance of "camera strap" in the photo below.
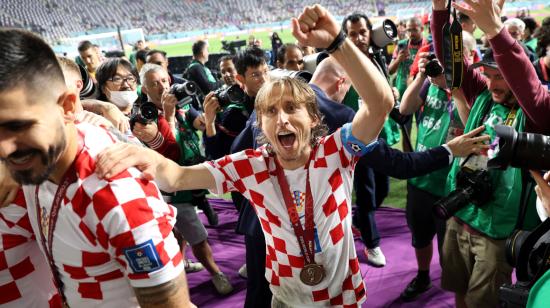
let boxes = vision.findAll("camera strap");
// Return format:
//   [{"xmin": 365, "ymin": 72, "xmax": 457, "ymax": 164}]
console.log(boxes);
[
  {"xmin": 442, "ymin": 0, "xmax": 464, "ymax": 90},
  {"xmin": 515, "ymin": 169, "xmax": 536, "ymax": 230}
]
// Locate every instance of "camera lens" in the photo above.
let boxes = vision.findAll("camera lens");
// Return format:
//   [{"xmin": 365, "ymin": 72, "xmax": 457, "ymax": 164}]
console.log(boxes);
[
  {"xmin": 140, "ymin": 103, "xmax": 158, "ymax": 121},
  {"xmin": 505, "ymin": 230, "xmax": 530, "ymax": 267},
  {"xmin": 225, "ymin": 85, "xmax": 246, "ymax": 104}
]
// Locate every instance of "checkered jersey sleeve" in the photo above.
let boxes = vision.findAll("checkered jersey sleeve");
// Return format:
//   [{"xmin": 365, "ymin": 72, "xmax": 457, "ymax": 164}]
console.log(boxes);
[
  {"xmin": 0, "ymin": 190, "xmax": 60, "ymax": 306},
  {"xmin": 83, "ymin": 168, "xmax": 184, "ymax": 288},
  {"xmin": 203, "ymin": 149, "xmax": 267, "ymax": 195}
]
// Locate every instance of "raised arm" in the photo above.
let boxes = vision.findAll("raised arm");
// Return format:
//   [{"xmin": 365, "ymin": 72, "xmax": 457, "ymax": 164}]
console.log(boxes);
[
  {"xmin": 452, "ymin": 0, "xmax": 550, "ymax": 134},
  {"xmin": 95, "ymin": 143, "xmax": 216, "ymax": 193},
  {"xmin": 431, "ymin": 0, "xmax": 486, "ymax": 105},
  {"xmin": 292, "ymin": 5, "xmax": 393, "ymax": 144}
]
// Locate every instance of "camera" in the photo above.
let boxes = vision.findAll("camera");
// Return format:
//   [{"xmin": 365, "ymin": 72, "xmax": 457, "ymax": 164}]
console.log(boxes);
[
  {"xmin": 397, "ymin": 41, "xmax": 408, "ymax": 51},
  {"xmin": 213, "ymin": 84, "xmax": 246, "ymax": 108},
  {"xmin": 488, "ymin": 125, "xmax": 550, "ymax": 171},
  {"xmin": 302, "ymin": 52, "xmax": 330, "ymax": 74},
  {"xmin": 129, "ymin": 102, "xmax": 158, "ymax": 130},
  {"xmin": 433, "ymin": 167, "xmax": 493, "ymax": 220},
  {"xmin": 170, "ymin": 81, "xmax": 199, "ymax": 108},
  {"xmin": 221, "ymin": 40, "xmax": 247, "ymax": 55},
  {"xmin": 370, "ymin": 19, "xmax": 398, "ymax": 50},
  {"xmin": 425, "ymin": 54, "xmax": 444, "ymax": 78},
  {"xmin": 268, "ymin": 68, "xmax": 313, "ymax": 83},
  {"xmin": 500, "ymin": 219, "xmax": 550, "ymax": 307}
]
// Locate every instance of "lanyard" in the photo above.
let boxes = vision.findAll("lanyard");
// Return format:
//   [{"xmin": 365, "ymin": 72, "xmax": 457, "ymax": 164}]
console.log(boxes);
[
  {"xmin": 503, "ymin": 104, "xmax": 519, "ymax": 126},
  {"xmin": 271, "ymin": 150, "xmax": 317, "ymax": 265},
  {"xmin": 35, "ymin": 162, "xmax": 77, "ymax": 304}
]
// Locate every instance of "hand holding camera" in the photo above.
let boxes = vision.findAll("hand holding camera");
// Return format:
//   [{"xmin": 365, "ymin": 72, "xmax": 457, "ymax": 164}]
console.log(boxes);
[
  {"xmin": 132, "ymin": 121, "xmax": 159, "ymax": 143},
  {"xmin": 396, "ymin": 44, "xmax": 410, "ymax": 63},
  {"xmin": 531, "ymin": 170, "xmax": 550, "ymax": 218},
  {"xmin": 161, "ymin": 91, "xmax": 178, "ymax": 120},
  {"xmin": 203, "ymin": 92, "xmax": 220, "ymax": 132}
]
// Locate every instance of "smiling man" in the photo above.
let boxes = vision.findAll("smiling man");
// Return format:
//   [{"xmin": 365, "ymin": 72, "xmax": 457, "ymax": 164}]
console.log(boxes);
[
  {"xmin": 0, "ymin": 28, "xmax": 192, "ymax": 307},
  {"xmin": 96, "ymin": 4, "xmax": 393, "ymax": 306}
]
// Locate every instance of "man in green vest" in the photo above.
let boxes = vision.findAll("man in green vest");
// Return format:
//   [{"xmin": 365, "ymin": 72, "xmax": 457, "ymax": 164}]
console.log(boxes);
[
  {"xmin": 389, "ymin": 16, "xmax": 427, "ymax": 99},
  {"xmin": 185, "ymin": 40, "xmax": 222, "ymax": 96},
  {"xmin": 398, "ymin": 52, "xmax": 479, "ymax": 301},
  {"xmin": 431, "ymin": 0, "xmax": 550, "ymax": 306}
]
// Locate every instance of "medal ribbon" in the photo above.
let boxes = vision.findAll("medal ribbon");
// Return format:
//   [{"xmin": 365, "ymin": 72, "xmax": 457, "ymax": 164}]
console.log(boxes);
[
  {"xmin": 35, "ymin": 162, "xmax": 78, "ymax": 304},
  {"xmin": 272, "ymin": 150, "xmax": 317, "ymax": 265}
]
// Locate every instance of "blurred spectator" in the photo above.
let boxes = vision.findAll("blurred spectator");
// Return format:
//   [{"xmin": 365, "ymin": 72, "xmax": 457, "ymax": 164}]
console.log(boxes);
[
  {"xmin": 185, "ymin": 40, "xmax": 222, "ymax": 96},
  {"xmin": 270, "ymin": 32, "xmax": 283, "ymax": 65},
  {"xmin": 521, "ymin": 16, "xmax": 539, "ymax": 54},
  {"xmin": 77, "ymin": 40, "xmax": 101, "ymax": 81},
  {"xmin": 276, "ymin": 43, "xmax": 304, "ymax": 71}
]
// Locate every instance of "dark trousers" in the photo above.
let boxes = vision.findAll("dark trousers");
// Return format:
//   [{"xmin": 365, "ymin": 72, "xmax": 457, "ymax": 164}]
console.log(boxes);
[
  {"xmin": 244, "ymin": 233, "xmax": 272, "ymax": 308},
  {"xmin": 353, "ymin": 162, "xmax": 389, "ymax": 249}
]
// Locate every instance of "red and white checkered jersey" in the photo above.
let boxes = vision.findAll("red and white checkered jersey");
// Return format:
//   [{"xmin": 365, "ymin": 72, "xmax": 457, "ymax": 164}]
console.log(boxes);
[
  {"xmin": 205, "ymin": 129, "xmax": 367, "ymax": 307},
  {"xmin": 22, "ymin": 123, "xmax": 184, "ymax": 307},
  {"xmin": 0, "ymin": 189, "xmax": 61, "ymax": 307}
]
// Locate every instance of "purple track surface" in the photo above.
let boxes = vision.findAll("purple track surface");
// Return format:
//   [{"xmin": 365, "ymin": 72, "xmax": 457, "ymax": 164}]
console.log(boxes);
[{"xmin": 186, "ymin": 199, "xmax": 454, "ymax": 307}]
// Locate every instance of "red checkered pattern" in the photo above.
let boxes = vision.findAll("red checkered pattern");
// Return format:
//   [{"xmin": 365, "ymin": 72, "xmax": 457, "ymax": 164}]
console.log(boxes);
[
  {"xmin": 206, "ymin": 130, "xmax": 366, "ymax": 306},
  {"xmin": 21, "ymin": 123, "xmax": 183, "ymax": 307},
  {"xmin": 0, "ymin": 190, "xmax": 60, "ymax": 307}
]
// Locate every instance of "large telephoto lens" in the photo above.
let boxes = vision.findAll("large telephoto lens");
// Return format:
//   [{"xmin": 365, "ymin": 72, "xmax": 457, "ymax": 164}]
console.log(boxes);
[{"xmin": 488, "ymin": 125, "xmax": 550, "ymax": 170}]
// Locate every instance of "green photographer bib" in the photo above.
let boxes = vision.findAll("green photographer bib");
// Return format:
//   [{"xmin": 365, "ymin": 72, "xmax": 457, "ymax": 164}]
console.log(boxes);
[
  {"xmin": 173, "ymin": 104, "xmax": 205, "ymax": 203},
  {"xmin": 394, "ymin": 39, "xmax": 419, "ymax": 99},
  {"xmin": 445, "ymin": 90, "xmax": 538, "ymax": 238},
  {"xmin": 409, "ymin": 85, "xmax": 461, "ymax": 196},
  {"xmin": 343, "ymin": 86, "xmax": 401, "ymax": 146},
  {"xmin": 188, "ymin": 60, "xmax": 217, "ymax": 83}
]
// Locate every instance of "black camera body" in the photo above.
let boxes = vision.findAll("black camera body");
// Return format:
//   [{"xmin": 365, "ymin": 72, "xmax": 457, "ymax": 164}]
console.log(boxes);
[
  {"xmin": 213, "ymin": 84, "xmax": 246, "ymax": 108},
  {"xmin": 425, "ymin": 54, "xmax": 444, "ymax": 78},
  {"xmin": 129, "ymin": 102, "xmax": 158, "ymax": 130},
  {"xmin": 433, "ymin": 168, "xmax": 493, "ymax": 220},
  {"xmin": 170, "ymin": 81, "xmax": 199, "ymax": 108}
]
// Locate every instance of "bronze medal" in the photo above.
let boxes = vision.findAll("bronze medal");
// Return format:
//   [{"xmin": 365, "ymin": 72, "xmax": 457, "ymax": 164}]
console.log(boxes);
[{"xmin": 300, "ymin": 263, "xmax": 326, "ymax": 286}]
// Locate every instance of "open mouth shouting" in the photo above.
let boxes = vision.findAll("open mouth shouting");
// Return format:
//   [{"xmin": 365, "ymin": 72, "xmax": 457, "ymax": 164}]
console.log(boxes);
[{"xmin": 277, "ymin": 131, "xmax": 297, "ymax": 149}]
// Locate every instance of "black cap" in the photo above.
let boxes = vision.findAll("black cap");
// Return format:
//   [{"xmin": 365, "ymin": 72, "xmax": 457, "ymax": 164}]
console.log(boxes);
[{"xmin": 471, "ymin": 48, "xmax": 498, "ymax": 69}]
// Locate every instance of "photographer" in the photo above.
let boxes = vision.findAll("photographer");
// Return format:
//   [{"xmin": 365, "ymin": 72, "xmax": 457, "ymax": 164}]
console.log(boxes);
[
  {"xmin": 185, "ymin": 40, "xmax": 222, "ymax": 96},
  {"xmin": 341, "ymin": 12, "xmax": 402, "ymax": 267},
  {"xmin": 431, "ymin": 0, "xmax": 550, "ymax": 306},
  {"xmin": 276, "ymin": 43, "xmax": 305, "ymax": 71},
  {"xmin": 203, "ymin": 47, "xmax": 266, "ymax": 160},
  {"xmin": 398, "ymin": 49, "xmax": 468, "ymax": 301},
  {"xmin": 138, "ymin": 63, "xmax": 181, "ymax": 162}
]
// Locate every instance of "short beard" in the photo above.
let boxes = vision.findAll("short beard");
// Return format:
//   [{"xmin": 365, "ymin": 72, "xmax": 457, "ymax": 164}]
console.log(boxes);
[{"xmin": 10, "ymin": 135, "xmax": 66, "ymax": 185}]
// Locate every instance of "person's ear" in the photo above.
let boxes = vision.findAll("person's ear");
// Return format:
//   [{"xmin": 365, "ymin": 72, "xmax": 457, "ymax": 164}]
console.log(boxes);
[
  {"xmin": 58, "ymin": 90, "xmax": 78, "ymax": 123},
  {"xmin": 236, "ymin": 74, "xmax": 245, "ymax": 85},
  {"xmin": 75, "ymin": 80, "xmax": 84, "ymax": 92}
]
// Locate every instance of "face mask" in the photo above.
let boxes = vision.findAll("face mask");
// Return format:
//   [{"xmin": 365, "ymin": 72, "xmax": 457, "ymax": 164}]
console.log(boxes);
[
  {"xmin": 536, "ymin": 197, "xmax": 548, "ymax": 222},
  {"xmin": 109, "ymin": 90, "xmax": 138, "ymax": 108}
]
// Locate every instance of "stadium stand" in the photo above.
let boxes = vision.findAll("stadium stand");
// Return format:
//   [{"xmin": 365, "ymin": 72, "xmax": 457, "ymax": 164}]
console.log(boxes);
[{"xmin": 0, "ymin": 0, "xmax": 383, "ymax": 43}]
